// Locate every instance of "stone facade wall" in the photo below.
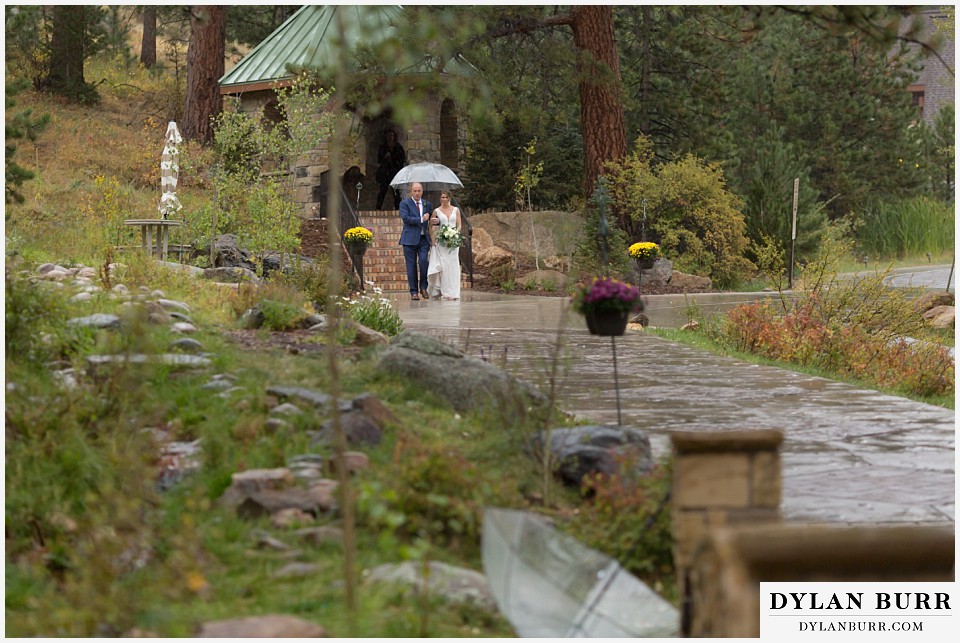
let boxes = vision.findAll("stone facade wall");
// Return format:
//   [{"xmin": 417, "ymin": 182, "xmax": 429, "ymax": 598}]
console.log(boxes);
[{"xmin": 237, "ymin": 86, "xmax": 465, "ymax": 220}]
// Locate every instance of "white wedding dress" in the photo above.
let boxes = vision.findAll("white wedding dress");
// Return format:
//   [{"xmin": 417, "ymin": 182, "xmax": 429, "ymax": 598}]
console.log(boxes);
[{"xmin": 426, "ymin": 207, "xmax": 462, "ymax": 300}]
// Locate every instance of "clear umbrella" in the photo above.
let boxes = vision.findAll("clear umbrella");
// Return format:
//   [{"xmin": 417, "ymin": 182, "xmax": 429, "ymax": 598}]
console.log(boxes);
[
  {"xmin": 159, "ymin": 121, "xmax": 182, "ymax": 219},
  {"xmin": 389, "ymin": 162, "xmax": 464, "ymax": 192},
  {"xmin": 482, "ymin": 507, "xmax": 679, "ymax": 638}
]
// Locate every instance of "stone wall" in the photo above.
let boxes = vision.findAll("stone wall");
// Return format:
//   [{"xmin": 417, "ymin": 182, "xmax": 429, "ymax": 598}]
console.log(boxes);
[{"xmin": 237, "ymin": 87, "xmax": 466, "ymax": 220}]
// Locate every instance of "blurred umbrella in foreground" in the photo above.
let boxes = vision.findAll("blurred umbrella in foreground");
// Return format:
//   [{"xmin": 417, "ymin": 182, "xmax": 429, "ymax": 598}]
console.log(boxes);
[{"xmin": 482, "ymin": 507, "xmax": 679, "ymax": 638}]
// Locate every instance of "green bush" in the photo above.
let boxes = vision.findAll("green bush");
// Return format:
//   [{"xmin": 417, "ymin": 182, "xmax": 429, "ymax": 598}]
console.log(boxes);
[
  {"xmin": 568, "ymin": 456, "xmax": 675, "ymax": 602},
  {"xmin": 605, "ymin": 135, "xmax": 755, "ymax": 287},
  {"xmin": 339, "ymin": 290, "xmax": 403, "ymax": 336}
]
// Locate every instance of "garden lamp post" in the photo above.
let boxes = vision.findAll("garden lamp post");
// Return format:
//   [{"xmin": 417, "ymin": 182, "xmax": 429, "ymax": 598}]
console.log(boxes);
[{"xmin": 593, "ymin": 177, "xmax": 611, "ymax": 277}]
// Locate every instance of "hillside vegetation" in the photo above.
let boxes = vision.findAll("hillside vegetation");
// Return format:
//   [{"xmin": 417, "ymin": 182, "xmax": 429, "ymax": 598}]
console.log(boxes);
[{"xmin": 5, "ymin": 62, "xmax": 673, "ymax": 637}]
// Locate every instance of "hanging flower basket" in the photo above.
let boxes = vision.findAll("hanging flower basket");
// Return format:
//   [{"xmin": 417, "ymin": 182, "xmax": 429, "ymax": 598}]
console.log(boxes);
[
  {"xmin": 343, "ymin": 226, "xmax": 373, "ymax": 255},
  {"xmin": 584, "ymin": 309, "xmax": 630, "ymax": 336},
  {"xmin": 629, "ymin": 241, "xmax": 660, "ymax": 269},
  {"xmin": 571, "ymin": 276, "xmax": 643, "ymax": 337}
]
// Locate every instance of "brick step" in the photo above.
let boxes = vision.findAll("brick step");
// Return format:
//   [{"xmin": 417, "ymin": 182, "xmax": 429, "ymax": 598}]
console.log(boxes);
[{"xmin": 302, "ymin": 211, "xmax": 470, "ymax": 292}]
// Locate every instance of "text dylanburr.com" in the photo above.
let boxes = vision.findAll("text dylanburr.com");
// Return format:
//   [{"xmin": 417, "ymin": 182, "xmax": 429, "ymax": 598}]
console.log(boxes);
[{"xmin": 760, "ymin": 582, "xmax": 955, "ymax": 639}]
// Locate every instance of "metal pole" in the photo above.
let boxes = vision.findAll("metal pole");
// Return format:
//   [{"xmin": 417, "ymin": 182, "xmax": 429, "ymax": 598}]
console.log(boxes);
[
  {"xmin": 641, "ymin": 197, "xmax": 647, "ymax": 242},
  {"xmin": 611, "ymin": 336, "xmax": 622, "ymax": 425},
  {"xmin": 789, "ymin": 178, "xmax": 798, "ymax": 290},
  {"xmin": 947, "ymin": 255, "xmax": 955, "ymax": 292}
]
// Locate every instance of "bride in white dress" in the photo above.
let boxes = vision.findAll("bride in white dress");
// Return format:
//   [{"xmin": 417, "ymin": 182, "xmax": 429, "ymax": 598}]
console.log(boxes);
[{"xmin": 426, "ymin": 190, "xmax": 462, "ymax": 300}]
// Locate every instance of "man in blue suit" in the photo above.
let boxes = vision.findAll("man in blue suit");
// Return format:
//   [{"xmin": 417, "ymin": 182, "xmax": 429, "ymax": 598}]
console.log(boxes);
[{"xmin": 398, "ymin": 182, "xmax": 433, "ymax": 300}]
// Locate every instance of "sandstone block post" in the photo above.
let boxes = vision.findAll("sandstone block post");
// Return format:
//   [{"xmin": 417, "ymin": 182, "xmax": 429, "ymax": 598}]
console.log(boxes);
[{"xmin": 669, "ymin": 429, "xmax": 784, "ymax": 634}]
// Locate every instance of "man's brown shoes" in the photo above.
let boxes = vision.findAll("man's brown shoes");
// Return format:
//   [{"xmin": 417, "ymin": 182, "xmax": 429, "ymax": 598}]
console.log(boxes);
[{"xmin": 420, "ymin": 289, "xmax": 430, "ymax": 300}]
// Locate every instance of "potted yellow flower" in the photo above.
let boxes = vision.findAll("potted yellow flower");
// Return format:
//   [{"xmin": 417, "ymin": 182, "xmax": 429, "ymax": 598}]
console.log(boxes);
[
  {"xmin": 343, "ymin": 226, "xmax": 374, "ymax": 255},
  {"xmin": 628, "ymin": 241, "xmax": 660, "ymax": 269}
]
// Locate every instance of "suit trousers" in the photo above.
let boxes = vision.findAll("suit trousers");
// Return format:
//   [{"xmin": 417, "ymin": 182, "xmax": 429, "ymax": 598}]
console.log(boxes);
[{"xmin": 403, "ymin": 234, "xmax": 430, "ymax": 294}]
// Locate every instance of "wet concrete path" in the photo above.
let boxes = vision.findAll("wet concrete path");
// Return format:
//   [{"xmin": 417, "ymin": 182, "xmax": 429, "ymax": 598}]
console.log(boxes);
[{"xmin": 391, "ymin": 291, "xmax": 955, "ymax": 527}]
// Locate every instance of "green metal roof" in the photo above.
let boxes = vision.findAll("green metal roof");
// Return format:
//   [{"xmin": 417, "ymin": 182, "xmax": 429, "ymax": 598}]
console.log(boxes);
[{"xmin": 219, "ymin": 5, "xmax": 475, "ymax": 92}]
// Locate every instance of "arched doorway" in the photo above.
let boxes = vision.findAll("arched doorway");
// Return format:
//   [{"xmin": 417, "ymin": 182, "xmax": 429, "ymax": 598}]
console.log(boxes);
[{"xmin": 440, "ymin": 98, "xmax": 458, "ymax": 171}]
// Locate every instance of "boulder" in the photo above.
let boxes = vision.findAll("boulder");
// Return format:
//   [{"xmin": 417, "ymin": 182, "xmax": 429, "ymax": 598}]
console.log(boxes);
[
  {"xmin": 344, "ymin": 320, "xmax": 389, "ymax": 347},
  {"xmin": 313, "ymin": 411, "xmax": 383, "ymax": 447},
  {"xmin": 668, "ymin": 271, "xmax": 712, "ymax": 291},
  {"xmin": 530, "ymin": 425, "xmax": 654, "ymax": 487},
  {"xmin": 351, "ymin": 393, "xmax": 398, "ymax": 428},
  {"xmin": 378, "ymin": 331, "xmax": 550, "ymax": 417},
  {"xmin": 203, "ymin": 266, "xmax": 260, "ymax": 284},
  {"xmin": 267, "ymin": 386, "xmax": 332, "ymax": 409},
  {"xmin": 471, "ymin": 227, "xmax": 494, "ymax": 252},
  {"xmin": 922, "ymin": 305, "xmax": 955, "ymax": 329},
  {"xmin": 473, "ymin": 245, "xmax": 514, "ymax": 272},
  {"xmin": 235, "ymin": 485, "xmax": 337, "ymax": 519},
  {"xmin": 366, "ymin": 561, "xmax": 497, "ymax": 612},
  {"xmin": 210, "ymin": 233, "xmax": 257, "ymax": 272},
  {"xmin": 67, "ymin": 313, "xmax": 121, "ymax": 330},
  {"xmin": 915, "ymin": 292, "xmax": 955, "ymax": 314}
]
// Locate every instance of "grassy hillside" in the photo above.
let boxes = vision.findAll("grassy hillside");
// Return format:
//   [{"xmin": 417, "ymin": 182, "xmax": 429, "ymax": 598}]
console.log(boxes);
[{"xmin": 5, "ymin": 59, "xmax": 674, "ymax": 637}]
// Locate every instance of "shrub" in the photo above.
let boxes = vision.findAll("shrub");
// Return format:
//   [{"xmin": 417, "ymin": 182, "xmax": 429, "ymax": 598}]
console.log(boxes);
[
  {"xmin": 568, "ymin": 456, "xmax": 675, "ymax": 600},
  {"xmin": 713, "ymin": 228, "xmax": 954, "ymax": 398},
  {"xmin": 605, "ymin": 135, "xmax": 755, "ymax": 287},
  {"xmin": 339, "ymin": 289, "xmax": 403, "ymax": 336}
]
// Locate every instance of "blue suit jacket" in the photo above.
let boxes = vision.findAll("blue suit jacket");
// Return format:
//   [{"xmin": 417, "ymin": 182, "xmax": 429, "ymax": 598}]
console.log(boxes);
[{"xmin": 398, "ymin": 197, "xmax": 433, "ymax": 246}]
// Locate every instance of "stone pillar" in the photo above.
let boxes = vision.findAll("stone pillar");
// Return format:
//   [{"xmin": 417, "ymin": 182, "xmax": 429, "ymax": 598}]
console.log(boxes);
[
  {"xmin": 669, "ymin": 429, "xmax": 783, "ymax": 635},
  {"xmin": 687, "ymin": 524, "xmax": 955, "ymax": 637}
]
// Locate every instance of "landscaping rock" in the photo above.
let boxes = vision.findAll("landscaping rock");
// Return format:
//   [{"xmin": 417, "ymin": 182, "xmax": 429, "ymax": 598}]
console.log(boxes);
[
  {"xmin": 203, "ymin": 266, "xmax": 260, "ymax": 284},
  {"xmin": 351, "ymin": 393, "xmax": 399, "ymax": 428},
  {"xmin": 345, "ymin": 320, "xmax": 389, "ymax": 347},
  {"xmin": 379, "ymin": 331, "xmax": 549, "ymax": 416},
  {"xmin": 473, "ymin": 245, "xmax": 514, "ymax": 272},
  {"xmin": 667, "ymin": 271, "xmax": 712, "ymax": 291},
  {"xmin": 67, "ymin": 313, "xmax": 121, "ymax": 330},
  {"xmin": 313, "ymin": 411, "xmax": 383, "ymax": 447},
  {"xmin": 241, "ymin": 307, "xmax": 266, "ymax": 329},
  {"xmin": 236, "ymin": 487, "xmax": 336, "ymax": 520},
  {"xmin": 196, "ymin": 615, "xmax": 329, "ymax": 638},
  {"xmin": 922, "ymin": 305, "xmax": 955, "ymax": 329},
  {"xmin": 171, "ymin": 338, "xmax": 204, "ymax": 354},
  {"xmin": 219, "ymin": 468, "xmax": 296, "ymax": 508},
  {"xmin": 267, "ymin": 386, "xmax": 332, "ymax": 409},
  {"xmin": 366, "ymin": 561, "xmax": 497, "ymax": 612},
  {"xmin": 914, "ymin": 291, "xmax": 955, "ymax": 314},
  {"xmin": 326, "ymin": 451, "xmax": 370, "ymax": 475},
  {"xmin": 270, "ymin": 403, "xmax": 304, "ymax": 417},
  {"xmin": 531, "ymin": 425, "xmax": 654, "ymax": 487},
  {"xmin": 271, "ymin": 508, "xmax": 315, "ymax": 529},
  {"xmin": 171, "ymin": 322, "xmax": 198, "ymax": 334},
  {"xmin": 156, "ymin": 298, "xmax": 192, "ymax": 314}
]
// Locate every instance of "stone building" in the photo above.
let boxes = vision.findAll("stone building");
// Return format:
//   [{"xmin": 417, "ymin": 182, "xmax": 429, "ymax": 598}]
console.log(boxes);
[
  {"xmin": 218, "ymin": 5, "xmax": 472, "ymax": 216},
  {"xmin": 902, "ymin": 7, "xmax": 955, "ymax": 126}
]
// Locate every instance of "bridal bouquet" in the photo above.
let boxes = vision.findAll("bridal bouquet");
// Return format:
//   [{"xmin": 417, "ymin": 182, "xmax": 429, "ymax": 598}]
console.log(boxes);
[{"xmin": 436, "ymin": 224, "xmax": 465, "ymax": 249}]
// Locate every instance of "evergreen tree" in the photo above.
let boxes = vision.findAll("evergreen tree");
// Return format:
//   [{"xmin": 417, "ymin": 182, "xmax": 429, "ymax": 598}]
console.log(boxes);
[{"xmin": 5, "ymin": 80, "xmax": 50, "ymax": 205}]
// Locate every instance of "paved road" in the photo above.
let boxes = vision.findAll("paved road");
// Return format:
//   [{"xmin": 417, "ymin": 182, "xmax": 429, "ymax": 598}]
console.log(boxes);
[{"xmin": 392, "ymin": 291, "xmax": 955, "ymax": 527}]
